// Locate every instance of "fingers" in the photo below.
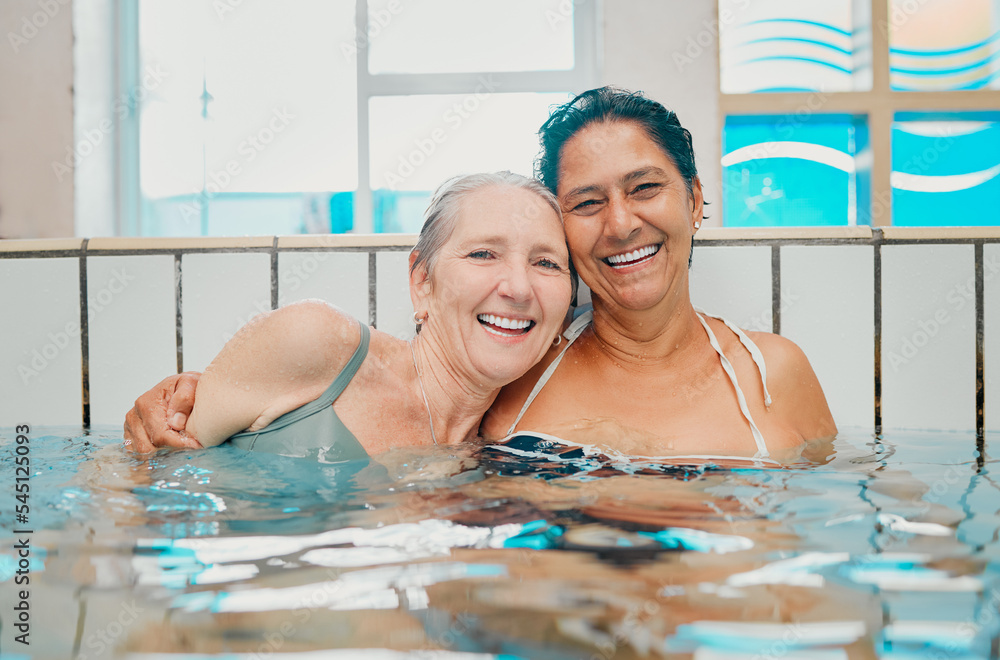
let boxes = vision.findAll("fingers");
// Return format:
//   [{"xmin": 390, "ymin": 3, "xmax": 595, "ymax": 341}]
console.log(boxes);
[
  {"xmin": 123, "ymin": 373, "xmax": 204, "ymax": 454},
  {"xmin": 123, "ymin": 407, "xmax": 155, "ymax": 454},
  {"xmin": 166, "ymin": 371, "xmax": 201, "ymax": 431}
]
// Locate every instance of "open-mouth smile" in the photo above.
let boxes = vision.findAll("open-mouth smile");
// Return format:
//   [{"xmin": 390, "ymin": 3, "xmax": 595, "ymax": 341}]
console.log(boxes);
[
  {"xmin": 477, "ymin": 314, "xmax": 535, "ymax": 337},
  {"xmin": 603, "ymin": 243, "xmax": 661, "ymax": 269}
]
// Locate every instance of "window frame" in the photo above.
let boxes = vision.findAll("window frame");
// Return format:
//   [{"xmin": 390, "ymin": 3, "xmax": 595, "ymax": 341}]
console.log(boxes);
[
  {"xmin": 716, "ymin": 0, "xmax": 1000, "ymax": 227},
  {"xmin": 116, "ymin": 0, "xmax": 602, "ymax": 236}
]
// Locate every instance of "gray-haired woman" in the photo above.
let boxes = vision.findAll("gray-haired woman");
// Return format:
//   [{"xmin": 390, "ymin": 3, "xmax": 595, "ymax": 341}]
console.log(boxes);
[{"xmin": 124, "ymin": 172, "xmax": 573, "ymax": 459}]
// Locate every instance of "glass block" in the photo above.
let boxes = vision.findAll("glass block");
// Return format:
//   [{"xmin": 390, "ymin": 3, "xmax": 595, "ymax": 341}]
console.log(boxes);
[
  {"xmin": 892, "ymin": 113, "xmax": 1000, "ymax": 226},
  {"xmin": 722, "ymin": 115, "xmax": 870, "ymax": 226},
  {"xmin": 138, "ymin": 0, "xmax": 356, "ymax": 235},
  {"xmin": 888, "ymin": 0, "xmax": 1000, "ymax": 91},
  {"xmin": 367, "ymin": 0, "xmax": 574, "ymax": 74},
  {"xmin": 719, "ymin": 0, "xmax": 871, "ymax": 93}
]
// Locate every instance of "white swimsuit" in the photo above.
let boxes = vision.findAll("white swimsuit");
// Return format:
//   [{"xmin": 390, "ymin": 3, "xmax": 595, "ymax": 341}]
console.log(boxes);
[{"xmin": 504, "ymin": 308, "xmax": 774, "ymax": 460}]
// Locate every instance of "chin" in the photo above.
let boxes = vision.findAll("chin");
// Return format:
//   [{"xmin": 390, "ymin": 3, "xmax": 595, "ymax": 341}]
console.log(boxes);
[{"xmin": 479, "ymin": 358, "xmax": 536, "ymax": 386}]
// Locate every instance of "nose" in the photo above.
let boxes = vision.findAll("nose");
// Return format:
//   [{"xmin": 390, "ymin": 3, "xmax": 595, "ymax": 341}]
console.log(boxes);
[
  {"xmin": 497, "ymin": 260, "xmax": 532, "ymax": 303},
  {"xmin": 604, "ymin": 193, "xmax": 642, "ymax": 242}
]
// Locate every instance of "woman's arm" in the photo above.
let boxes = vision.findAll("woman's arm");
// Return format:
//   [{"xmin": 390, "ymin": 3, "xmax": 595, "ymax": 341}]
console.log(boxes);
[{"xmin": 184, "ymin": 300, "xmax": 361, "ymax": 447}]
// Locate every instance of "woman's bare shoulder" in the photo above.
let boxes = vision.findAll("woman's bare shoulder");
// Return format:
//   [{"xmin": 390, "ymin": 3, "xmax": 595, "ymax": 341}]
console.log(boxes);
[
  {"xmin": 257, "ymin": 299, "xmax": 363, "ymax": 374},
  {"xmin": 746, "ymin": 330, "xmax": 837, "ymax": 439},
  {"xmin": 745, "ymin": 330, "xmax": 809, "ymax": 368}
]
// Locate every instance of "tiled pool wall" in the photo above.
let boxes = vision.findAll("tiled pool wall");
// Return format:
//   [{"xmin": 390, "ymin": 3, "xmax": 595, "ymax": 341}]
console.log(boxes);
[{"xmin": 2, "ymin": 228, "xmax": 998, "ymax": 436}]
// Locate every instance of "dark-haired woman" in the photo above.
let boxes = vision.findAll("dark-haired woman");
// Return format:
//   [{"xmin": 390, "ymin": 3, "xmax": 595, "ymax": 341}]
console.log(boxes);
[{"xmin": 482, "ymin": 87, "xmax": 836, "ymax": 461}]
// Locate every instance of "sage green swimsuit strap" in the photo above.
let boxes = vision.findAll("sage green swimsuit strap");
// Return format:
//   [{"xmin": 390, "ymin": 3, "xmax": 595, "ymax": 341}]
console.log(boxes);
[{"xmin": 228, "ymin": 319, "xmax": 371, "ymax": 462}]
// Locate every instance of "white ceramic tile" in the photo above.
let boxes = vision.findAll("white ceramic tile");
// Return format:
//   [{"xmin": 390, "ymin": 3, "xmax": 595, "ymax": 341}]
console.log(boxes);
[
  {"xmin": 0, "ymin": 258, "xmax": 82, "ymax": 427},
  {"xmin": 986, "ymin": 244, "xmax": 1000, "ymax": 432},
  {"xmin": 277, "ymin": 251, "xmax": 369, "ymax": 322},
  {"xmin": 781, "ymin": 246, "xmax": 875, "ymax": 431},
  {"xmin": 87, "ymin": 255, "xmax": 176, "ymax": 426},
  {"xmin": 182, "ymin": 253, "xmax": 272, "ymax": 372},
  {"xmin": 376, "ymin": 251, "xmax": 415, "ymax": 340},
  {"xmin": 881, "ymin": 244, "xmax": 976, "ymax": 432},
  {"xmin": 690, "ymin": 246, "xmax": 773, "ymax": 331}
]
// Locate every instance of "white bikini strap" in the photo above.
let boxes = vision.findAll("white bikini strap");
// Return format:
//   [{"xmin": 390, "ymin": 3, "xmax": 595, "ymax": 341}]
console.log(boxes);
[
  {"xmin": 694, "ymin": 307, "xmax": 771, "ymax": 407},
  {"xmin": 695, "ymin": 312, "xmax": 770, "ymax": 459},
  {"xmin": 505, "ymin": 310, "xmax": 592, "ymax": 435}
]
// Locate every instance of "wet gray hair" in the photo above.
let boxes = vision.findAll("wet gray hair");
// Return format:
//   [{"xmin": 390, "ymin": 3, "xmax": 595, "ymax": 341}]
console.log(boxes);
[{"xmin": 409, "ymin": 171, "xmax": 563, "ymax": 280}]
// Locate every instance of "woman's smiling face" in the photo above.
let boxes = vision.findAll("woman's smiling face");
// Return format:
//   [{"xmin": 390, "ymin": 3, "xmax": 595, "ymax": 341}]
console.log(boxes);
[
  {"xmin": 413, "ymin": 184, "xmax": 573, "ymax": 386},
  {"xmin": 556, "ymin": 120, "xmax": 703, "ymax": 315}
]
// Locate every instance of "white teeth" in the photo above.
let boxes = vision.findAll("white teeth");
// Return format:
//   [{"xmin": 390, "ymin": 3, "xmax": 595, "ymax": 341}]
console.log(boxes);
[
  {"xmin": 477, "ymin": 314, "xmax": 531, "ymax": 330},
  {"xmin": 606, "ymin": 244, "xmax": 659, "ymax": 265}
]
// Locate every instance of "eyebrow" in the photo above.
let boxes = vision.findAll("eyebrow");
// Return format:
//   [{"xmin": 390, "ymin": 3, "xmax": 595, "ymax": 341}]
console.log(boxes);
[
  {"xmin": 562, "ymin": 166, "xmax": 669, "ymax": 201},
  {"xmin": 458, "ymin": 234, "xmax": 509, "ymax": 247},
  {"xmin": 622, "ymin": 166, "xmax": 668, "ymax": 185}
]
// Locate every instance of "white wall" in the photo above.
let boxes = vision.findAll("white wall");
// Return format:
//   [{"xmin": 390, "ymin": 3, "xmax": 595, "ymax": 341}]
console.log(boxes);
[
  {"xmin": 601, "ymin": 0, "xmax": 722, "ymax": 227},
  {"xmin": 0, "ymin": 0, "xmax": 75, "ymax": 238}
]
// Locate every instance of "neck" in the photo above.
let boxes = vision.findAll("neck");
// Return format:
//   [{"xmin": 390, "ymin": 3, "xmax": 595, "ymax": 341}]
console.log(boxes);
[
  {"xmin": 409, "ymin": 333, "xmax": 498, "ymax": 445},
  {"xmin": 588, "ymin": 285, "xmax": 702, "ymax": 365}
]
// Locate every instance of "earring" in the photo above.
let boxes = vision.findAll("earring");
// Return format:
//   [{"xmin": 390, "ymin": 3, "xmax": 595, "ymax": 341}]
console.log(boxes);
[
  {"xmin": 552, "ymin": 334, "xmax": 562, "ymax": 347},
  {"xmin": 694, "ymin": 221, "xmax": 701, "ymax": 229},
  {"xmin": 413, "ymin": 311, "xmax": 426, "ymax": 325}
]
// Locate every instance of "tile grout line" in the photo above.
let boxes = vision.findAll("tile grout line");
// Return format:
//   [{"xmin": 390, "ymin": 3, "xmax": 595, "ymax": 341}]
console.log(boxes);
[
  {"xmin": 79, "ymin": 239, "xmax": 91, "ymax": 429},
  {"xmin": 175, "ymin": 254, "xmax": 184, "ymax": 374},
  {"xmin": 270, "ymin": 237, "xmax": 279, "ymax": 310},
  {"xmin": 975, "ymin": 241, "xmax": 985, "ymax": 444},
  {"xmin": 771, "ymin": 245, "xmax": 781, "ymax": 335},
  {"xmin": 873, "ymin": 229, "xmax": 883, "ymax": 436},
  {"xmin": 368, "ymin": 252, "xmax": 377, "ymax": 328}
]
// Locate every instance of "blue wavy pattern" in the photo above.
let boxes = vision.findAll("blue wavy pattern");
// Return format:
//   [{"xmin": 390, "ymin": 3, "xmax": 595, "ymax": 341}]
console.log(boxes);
[
  {"xmin": 892, "ymin": 120, "xmax": 1000, "ymax": 226},
  {"xmin": 741, "ymin": 36, "xmax": 852, "ymax": 58},
  {"xmin": 893, "ymin": 70, "xmax": 1000, "ymax": 92},
  {"xmin": 727, "ymin": 18, "xmax": 1000, "ymax": 92},
  {"xmin": 724, "ymin": 18, "xmax": 854, "ymax": 92},
  {"xmin": 890, "ymin": 30, "xmax": 1000, "ymax": 57},
  {"xmin": 743, "ymin": 18, "xmax": 851, "ymax": 39},
  {"xmin": 742, "ymin": 55, "xmax": 852, "ymax": 76},
  {"xmin": 891, "ymin": 50, "xmax": 1000, "ymax": 77}
]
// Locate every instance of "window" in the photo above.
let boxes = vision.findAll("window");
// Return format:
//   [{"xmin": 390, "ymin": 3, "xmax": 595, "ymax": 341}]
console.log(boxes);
[
  {"xmin": 124, "ymin": 0, "xmax": 600, "ymax": 236},
  {"xmin": 718, "ymin": 0, "xmax": 1000, "ymax": 227}
]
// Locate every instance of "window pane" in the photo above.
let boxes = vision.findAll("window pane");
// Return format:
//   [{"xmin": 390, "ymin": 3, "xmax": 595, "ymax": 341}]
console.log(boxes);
[
  {"xmin": 719, "ymin": 0, "xmax": 871, "ymax": 93},
  {"xmin": 722, "ymin": 115, "xmax": 870, "ymax": 226},
  {"xmin": 889, "ymin": 0, "xmax": 1000, "ymax": 91},
  {"xmin": 367, "ymin": 0, "xmax": 574, "ymax": 74},
  {"xmin": 369, "ymin": 92, "xmax": 570, "ymax": 232},
  {"xmin": 892, "ymin": 114, "xmax": 1000, "ymax": 225},
  {"xmin": 139, "ymin": 0, "xmax": 357, "ymax": 235}
]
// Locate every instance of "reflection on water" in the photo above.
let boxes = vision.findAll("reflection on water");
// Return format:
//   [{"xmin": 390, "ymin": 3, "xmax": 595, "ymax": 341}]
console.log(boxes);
[{"xmin": 1, "ymin": 427, "xmax": 999, "ymax": 658}]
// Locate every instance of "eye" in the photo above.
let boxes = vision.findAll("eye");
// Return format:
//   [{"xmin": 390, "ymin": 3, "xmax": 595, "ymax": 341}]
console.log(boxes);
[
  {"xmin": 631, "ymin": 182, "xmax": 661, "ymax": 197},
  {"xmin": 536, "ymin": 257, "xmax": 563, "ymax": 271},
  {"xmin": 568, "ymin": 198, "xmax": 603, "ymax": 215},
  {"xmin": 467, "ymin": 249, "xmax": 494, "ymax": 259}
]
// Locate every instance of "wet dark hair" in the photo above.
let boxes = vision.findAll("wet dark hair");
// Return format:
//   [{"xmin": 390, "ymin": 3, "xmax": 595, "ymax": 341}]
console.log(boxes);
[
  {"xmin": 535, "ymin": 86, "xmax": 700, "ymax": 199},
  {"xmin": 535, "ymin": 86, "xmax": 706, "ymax": 267}
]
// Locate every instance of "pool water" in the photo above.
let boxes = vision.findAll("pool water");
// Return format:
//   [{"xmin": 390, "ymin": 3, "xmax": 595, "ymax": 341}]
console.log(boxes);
[{"xmin": 1, "ymin": 427, "xmax": 999, "ymax": 659}]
